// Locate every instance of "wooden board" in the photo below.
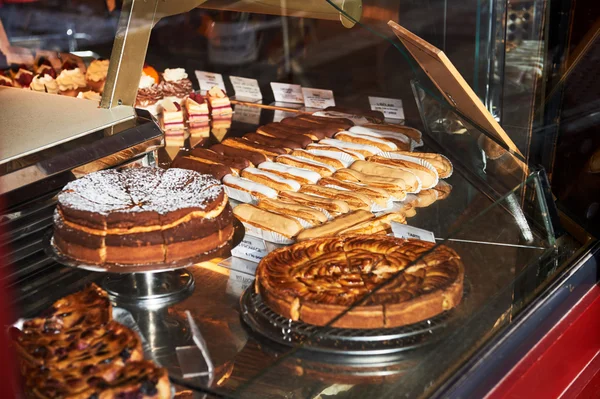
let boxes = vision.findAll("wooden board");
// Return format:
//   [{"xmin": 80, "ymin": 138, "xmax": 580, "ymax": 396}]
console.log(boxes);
[{"xmin": 388, "ymin": 20, "xmax": 522, "ymax": 156}]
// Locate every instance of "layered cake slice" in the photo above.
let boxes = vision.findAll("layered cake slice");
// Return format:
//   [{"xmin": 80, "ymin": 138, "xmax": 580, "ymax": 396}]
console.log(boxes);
[
  {"xmin": 185, "ymin": 93, "xmax": 209, "ymax": 126},
  {"xmin": 159, "ymin": 98, "xmax": 184, "ymax": 131},
  {"xmin": 206, "ymin": 86, "xmax": 232, "ymax": 116}
]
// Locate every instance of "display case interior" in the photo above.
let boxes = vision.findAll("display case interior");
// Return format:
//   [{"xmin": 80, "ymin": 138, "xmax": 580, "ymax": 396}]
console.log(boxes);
[{"xmin": 0, "ymin": 0, "xmax": 594, "ymax": 398}]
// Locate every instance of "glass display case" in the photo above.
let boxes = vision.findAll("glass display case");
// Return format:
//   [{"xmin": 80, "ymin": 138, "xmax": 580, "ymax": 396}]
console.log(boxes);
[{"xmin": 1, "ymin": 0, "xmax": 597, "ymax": 398}]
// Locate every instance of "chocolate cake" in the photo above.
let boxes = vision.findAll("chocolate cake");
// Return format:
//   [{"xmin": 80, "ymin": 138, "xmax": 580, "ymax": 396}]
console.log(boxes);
[{"xmin": 53, "ymin": 167, "xmax": 234, "ymax": 265}]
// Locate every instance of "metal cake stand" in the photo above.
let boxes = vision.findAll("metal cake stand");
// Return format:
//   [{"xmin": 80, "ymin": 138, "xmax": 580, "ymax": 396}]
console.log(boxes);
[{"xmin": 44, "ymin": 219, "xmax": 244, "ymax": 308}]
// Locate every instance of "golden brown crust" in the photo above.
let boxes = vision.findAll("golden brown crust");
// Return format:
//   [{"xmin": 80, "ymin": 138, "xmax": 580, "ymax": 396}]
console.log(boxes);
[
  {"xmin": 296, "ymin": 210, "xmax": 374, "ymax": 241},
  {"xmin": 333, "ymin": 169, "xmax": 407, "ymax": 199},
  {"xmin": 290, "ymin": 150, "xmax": 345, "ymax": 169},
  {"xmin": 335, "ymin": 132, "xmax": 397, "ymax": 152},
  {"xmin": 432, "ymin": 180, "xmax": 452, "ymax": 200},
  {"xmin": 367, "ymin": 155, "xmax": 438, "ymax": 189},
  {"xmin": 362, "ymin": 123, "xmax": 423, "ymax": 144},
  {"xmin": 256, "ymin": 236, "xmax": 464, "ymax": 328},
  {"xmin": 241, "ymin": 169, "xmax": 299, "ymax": 192},
  {"xmin": 317, "ymin": 177, "xmax": 391, "ymax": 207},
  {"xmin": 338, "ymin": 212, "xmax": 406, "ymax": 235},
  {"xmin": 278, "ymin": 191, "xmax": 350, "ymax": 216},
  {"xmin": 350, "ymin": 161, "xmax": 421, "ymax": 193},
  {"xmin": 233, "ymin": 204, "xmax": 303, "ymax": 238},
  {"xmin": 416, "ymin": 189, "xmax": 439, "ymax": 208},
  {"xmin": 394, "ymin": 151, "xmax": 453, "ymax": 178},
  {"xmin": 276, "ymin": 155, "xmax": 335, "ymax": 177},
  {"xmin": 298, "ymin": 185, "xmax": 373, "ymax": 211},
  {"xmin": 257, "ymin": 198, "xmax": 328, "ymax": 225}
]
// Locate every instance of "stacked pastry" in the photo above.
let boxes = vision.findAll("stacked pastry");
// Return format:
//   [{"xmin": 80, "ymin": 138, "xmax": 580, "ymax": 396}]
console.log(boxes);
[{"xmin": 11, "ymin": 284, "xmax": 171, "ymax": 398}]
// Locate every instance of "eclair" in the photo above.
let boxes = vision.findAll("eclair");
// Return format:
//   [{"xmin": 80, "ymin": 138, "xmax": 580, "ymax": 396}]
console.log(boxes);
[
  {"xmin": 276, "ymin": 154, "xmax": 336, "ymax": 177},
  {"xmin": 317, "ymin": 177, "xmax": 391, "ymax": 207},
  {"xmin": 290, "ymin": 149, "xmax": 346, "ymax": 169},
  {"xmin": 338, "ymin": 212, "xmax": 406, "ymax": 235},
  {"xmin": 298, "ymin": 114, "xmax": 354, "ymax": 128},
  {"xmin": 333, "ymin": 169, "xmax": 407, "ymax": 199},
  {"xmin": 189, "ymin": 148, "xmax": 251, "ymax": 172},
  {"xmin": 432, "ymin": 180, "xmax": 452, "ymax": 200},
  {"xmin": 306, "ymin": 143, "xmax": 365, "ymax": 160},
  {"xmin": 361, "ymin": 123, "xmax": 423, "ymax": 146},
  {"xmin": 256, "ymin": 124, "xmax": 313, "ymax": 147},
  {"xmin": 319, "ymin": 139, "xmax": 381, "ymax": 157},
  {"xmin": 222, "ymin": 175, "xmax": 278, "ymax": 200},
  {"xmin": 241, "ymin": 168, "xmax": 301, "ymax": 192},
  {"xmin": 211, "ymin": 144, "xmax": 269, "ymax": 166},
  {"xmin": 296, "ymin": 210, "xmax": 374, "ymax": 241},
  {"xmin": 243, "ymin": 133, "xmax": 298, "ymax": 151},
  {"xmin": 278, "ymin": 191, "xmax": 350, "ymax": 217},
  {"xmin": 171, "ymin": 156, "xmax": 233, "ymax": 180},
  {"xmin": 298, "ymin": 185, "xmax": 373, "ymax": 211},
  {"xmin": 348, "ymin": 126, "xmax": 413, "ymax": 151},
  {"xmin": 279, "ymin": 117, "xmax": 342, "ymax": 137},
  {"xmin": 233, "ymin": 204, "xmax": 303, "ymax": 239},
  {"xmin": 393, "ymin": 151, "xmax": 453, "ymax": 178},
  {"xmin": 334, "ymin": 131, "xmax": 398, "ymax": 152},
  {"xmin": 350, "ymin": 161, "xmax": 421, "ymax": 193},
  {"xmin": 367, "ymin": 155, "xmax": 438, "ymax": 189},
  {"xmin": 257, "ymin": 198, "xmax": 328, "ymax": 226},
  {"xmin": 323, "ymin": 106, "xmax": 384, "ymax": 123},
  {"xmin": 257, "ymin": 123, "xmax": 321, "ymax": 142},
  {"xmin": 257, "ymin": 162, "xmax": 321, "ymax": 185},
  {"xmin": 222, "ymin": 137, "xmax": 287, "ymax": 160}
]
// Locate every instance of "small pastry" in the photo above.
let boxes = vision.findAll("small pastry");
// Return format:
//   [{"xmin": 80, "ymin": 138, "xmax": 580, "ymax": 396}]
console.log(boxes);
[
  {"xmin": 306, "ymin": 143, "xmax": 365, "ymax": 160},
  {"xmin": 210, "ymin": 144, "xmax": 268, "ymax": 167},
  {"xmin": 56, "ymin": 68, "xmax": 87, "ymax": 96},
  {"xmin": 0, "ymin": 75, "xmax": 14, "ymax": 87},
  {"xmin": 223, "ymin": 175, "xmax": 278, "ymax": 200},
  {"xmin": 319, "ymin": 138, "xmax": 381, "ymax": 157},
  {"xmin": 233, "ymin": 204, "xmax": 303, "ymax": 239},
  {"xmin": 289, "ymin": 149, "xmax": 347, "ymax": 169},
  {"xmin": 298, "ymin": 185, "xmax": 373, "ymax": 211},
  {"xmin": 221, "ymin": 138, "xmax": 286, "ymax": 160},
  {"xmin": 338, "ymin": 212, "xmax": 406, "ymax": 235},
  {"xmin": 158, "ymin": 98, "xmax": 185, "ymax": 131},
  {"xmin": 243, "ymin": 133, "xmax": 297, "ymax": 152},
  {"xmin": 257, "ymin": 162, "xmax": 321, "ymax": 185},
  {"xmin": 142, "ymin": 64, "xmax": 160, "ymax": 84},
  {"xmin": 317, "ymin": 177, "xmax": 391, "ymax": 207},
  {"xmin": 256, "ymin": 124, "xmax": 313, "ymax": 148},
  {"xmin": 278, "ymin": 191, "xmax": 350, "ymax": 217},
  {"xmin": 159, "ymin": 68, "xmax": 193, "ymax": 102},
  {"xmin": 275, "ymin": 154, "xmax": 336, "ymax": 177},
  {"xmin": 350, "ymin": 161, "xmax": 421, "ymax": 193},
  {"xmin": 206, "ymin": 86, "xmax": 232, "ymax": 116},
  {"xmin": 296, "ymin": 210, "xmax": 374, "ymax": 241},
  {"xmin": 35, "ymin": 56, "xmax": 58, "ymax": 79},
  {"xmin": 241, "ymin": 167, "xmax": 302, "ymax": 192},
  {"xmin": 185, "ymin": 92, "xmax": 209, "ymax": 128},
  {"xmin": 334, "ymin": 131, "xmax": 398, "ymax": 152},
  {"xmin": 13, "ymin": 68, "xmax": 34, "ymax": 88},
  {"xmin": 257, "ymin": 198, "xmax": 328, "ymax": 226},
  {"xmin": 85, "ymin": 59, "xmax": 109, "ymax": 93},
  {"xmin": 60, "ymin": 59, "xmax": 80, "ymax": 71},
  {"xmin": 171, "ymin": 156, "xmax": 233, "ymax": 180},
  {"xmin": 8, "ymin": 64, "xmax": 29, "ymax": 79},
  {"xmin": 30, "ymin": 74, "xmax": 59, "ymax": 94},
  {"xmin": 135, "ymin": 72, "xmax": 163, "ymax": 115},
  {"xmin": 77, "ymin": 91, "xmax": 102, "ymax": 104},
  {"xmin": 189, "ymin": 148, "xmax": 251, "ymax": 172}
]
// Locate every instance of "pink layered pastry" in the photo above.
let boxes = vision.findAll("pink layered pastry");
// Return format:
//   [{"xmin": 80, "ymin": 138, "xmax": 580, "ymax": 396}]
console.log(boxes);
[
  {"xmin": 206, "ymin": 86, "xmax": 232, "ymax": 116},
  {"xmin": 185, "ymin": 92, "xmax": 209, "ymax": 128},
  {"xmin": 159, "ymin": 98, "xmax": 185, "ymax": 131}
]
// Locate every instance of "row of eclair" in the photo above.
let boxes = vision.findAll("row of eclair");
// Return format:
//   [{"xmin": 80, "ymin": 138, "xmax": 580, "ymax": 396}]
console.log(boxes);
[{"xmin": 170, "ymin": 111, "xmax": 453, "ymax": 242}]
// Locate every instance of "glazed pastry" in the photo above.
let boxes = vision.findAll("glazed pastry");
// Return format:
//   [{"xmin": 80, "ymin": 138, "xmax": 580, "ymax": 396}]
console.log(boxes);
[
  {"xmin": 323, "ymin": 106, "xmax": 384, "ymax": 123},
  {"xmin": 276, "ymin": 154, "xmax": 336, "ymax": 177},
  {"xmin": 36, "ymin": 64, "xmax": 57, "ymax": 79},
  {"xmin": 159, "ymin": 68, "xmax": 193, "ymax": 101},
  {"xmin": 171, "ymin": 156, "xmax": 233, "ymax": 180},
  {"xmin": 189, "ymin": 148, "xmax": 251, "ymax": 172},
  {"xmin": 221, "ymin": 138, "xmax": 286, "ymax": 160},
  {"xmin": 256, "ymin": 123, "xmax": 313, "ymax": 148},
  {"xmin": 393, "ymin": 151, "xmax": 453, "ymax": 178},
  {"xmin": 241, "ymin": 167, "xmax": 302, "ymax": 192},
  {"xmin": 206, "ymin": 85, "xmax": 232, "ymax": 116},
  {"xmin": 135, "ymin": 72, "xmax": 163, "ymax": 115},
  {"xmin": 279, "ymin": 117, "xmax": 343, "ymax": 137},
  {"xmin": 350, "ymin": 161, "xmax": 421, "ymax": 193},
  {"xmin": 243, "ymin": 133, "xmax": 298, "ymax": 152},
  {"xmin": 338, "ymin": 212, "xmax": 406, "ymax": 235},
  {"xmin": 334, "ymin": 131, "xmax": 398, "ymax": 152},
  {"xmin": 333, "ymin": 169, "xmax": 407, "ymax": 199},
  {"xmin": 257, "ymin": 198, "xmax": 328, "ymax": 225},
  {"xmin": 306, "ymin": 143, "xmax": 365, "ymax": 160},
  {"xmin": 158, "ymin": 99, "xmax": 184, "ymax": 131},
  {"xmin": 278, "ymin": 191, "xmax": 350, "ymax": 217},
  {"xmin": 30, "ymin": 74, "xmax": 58, "ymax": 94},
  {"xmin": 185, "ymin": 92, "xmax": 209, "ymax": 128},
  {"xmin": 367, "ymin": 155, "xmax": 439, "ymax": 189},
  {"xmin": 296, "ymin": 114, "xmax": 354, "ymax": 128},
  {"xmin": 296, "ymin": 210, "xmax": 374, "ymax": 241},
  {"xmin": 85, "ymin": 59, "xmax": 109, "ymax": 93},
  {"xmin": 233, "ymin": 204, "xmax": 303, "ymax": 239},
  {"xmin": 298, "ymin": 185, "xmax": 373, "ymax": 210},
  {"xmin": 56, "ymin": 68, "xmax": 87, "ymax": 96},
  {"xmin": 317, "ymin": 177, "xmax": 391, "ymax": 207},
  {"xmin": 211, "ymin": 144, "xmax": 268, "ymax": 167},
  {"xmin": 257, "ymin": 162, "xmax": 321, "ymax": 185},
  {"xmin": 222, "ymin": 175, "xmax": 278, "ymax": 200},
  {"xmin": 432, "ymin": 180, "xmax": 452, "ymax": 200},
  {"xmin": 290, "ymin": 149, "xmax": 347, "ymax": 169},
  {"xmin": 361, "ymin": 123, "xmax": 424, "ymax": 147},
  {"xmin": 349, "ymin": 126, "xmax": 413, "ymax": 150},
  {"xmin": 319, "ymin": 139, "xmax": 381, "ymax": 157}
]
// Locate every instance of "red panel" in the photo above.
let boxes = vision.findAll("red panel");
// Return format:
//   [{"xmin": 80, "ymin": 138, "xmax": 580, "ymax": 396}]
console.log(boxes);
[{"xmin": 488, "ymin": 285, "xmax": 600, "ymax": 399}]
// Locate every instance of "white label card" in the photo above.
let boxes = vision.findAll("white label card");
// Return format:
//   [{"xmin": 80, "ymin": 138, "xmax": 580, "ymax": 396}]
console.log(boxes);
[
  {"xmin": 233, "ymin": 104, "xmax": 262, "ymax": 125},
  {"xmin": 195, "ymin": 71, "xmax": 227, "ymax": 94},
  {"xmin": 302, "ymin": 88, "xmax": 335, "ymax": 109},
  {"xmin": 230, "ymin": 235, "xmax": 268, "ymax": 263},
  {"xmin": 391, "ymin": 222, "xmax": 435, "ymax": 243},
  {"xmin": 369, "ymin": 96, "xmax": 405, "ymax": 120},
  {"xmin": 229, "ymin": 76, "xmax": 262, "ymax": 100},
  {"xmin": 270, "ymin": 82, "xmax": 304, "ymax": 104}
]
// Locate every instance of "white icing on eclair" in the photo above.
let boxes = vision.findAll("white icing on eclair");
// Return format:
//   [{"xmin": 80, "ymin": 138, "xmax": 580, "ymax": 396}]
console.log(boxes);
[
  {"xmin": 223, "ymin": 175, "xmax": 278, "ymax": 198},
  {"xmin": 306, "ymin": 143, "xmax": 365, "ymax": 160},
  {"xmin": 275, "ymin": 155, "xmax": 336, "ymax": 173},
  {"xmin": 243, "ymin": 168, "xmax": 301, "ymax": 191},
  {"xmin": 334, "ymin": 131, "xmax": 398, "ymax": 151},
  {"xmin": 319, "ymin": 139, "xmax": 382, "ymax": 156},
  {"xmin": 304, "ymin": 149, "xmax": 354, "ymax": 167},
  {"xmin": 290, "ymin": 149, "xmax": 347, "ymax": 168},
  {"xmin": 348, "ymin": 126, "xmax": 411, "ymax": 145},
  {"xmin": 258, "ymin": 162, "xmax": 321, "ymax": 184}
]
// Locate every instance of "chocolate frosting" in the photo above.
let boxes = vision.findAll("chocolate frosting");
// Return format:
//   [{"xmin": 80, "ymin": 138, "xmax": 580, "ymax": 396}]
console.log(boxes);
[
  {"xmin": 135, "ymin": 86, "xmax": 163, "ymax": 106},
  {"xmin": 158, "ymin": 79, "xmax": 193, "ymax": 98}
]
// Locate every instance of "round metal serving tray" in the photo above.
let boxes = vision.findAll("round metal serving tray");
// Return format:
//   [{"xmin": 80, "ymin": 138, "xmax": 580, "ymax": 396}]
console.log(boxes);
[
  {"xmin": 240, "ymin": 282, "xmax": 469, "ymax": 357},
  {"xmin": 44, "ymin": 218, "xmax": 245, "ymax": 273}
]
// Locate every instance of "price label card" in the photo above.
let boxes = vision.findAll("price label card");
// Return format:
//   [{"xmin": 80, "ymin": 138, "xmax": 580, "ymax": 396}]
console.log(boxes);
[
  {"xmin": 230, "ymin": 76, "xmax": 262, "ymax": 100},
  {"xmin": 225, "ymin": 269, "xmax": 256, "ymax": 297},
  {"xmin": 233, "ymin": 104, "xmax": 262, "ymax": 125},
  {"xmin": 195, "ymin": 71, "xmax": 226, "ymax": 94},
  {"xmin": 369, "ymin": 96, "xmax": 405, "ymax": 120},
  {"xmin": 230, "ymin": 235, "xmax": 268, "ymax": 263},
  {"xmin": 270, "ymin": 82, "xmax": 304, "ymax": 104},
  {"xmin": 302, "ymin": 88, "xmax": 335, "ymax": 109},
  {"xmin": 391, "ymin": 222, "xmax": 435, "ymax": 243}
]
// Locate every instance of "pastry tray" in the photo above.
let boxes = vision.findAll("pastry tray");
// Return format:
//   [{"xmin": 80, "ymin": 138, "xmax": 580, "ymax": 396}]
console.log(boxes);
[
  {"xmin": 240, "ymin": 282, "xmax": 469, "ymax": 358},
  {"xmin": 43, "ymin": 218, "xmax": 245, "ymax": 273}
]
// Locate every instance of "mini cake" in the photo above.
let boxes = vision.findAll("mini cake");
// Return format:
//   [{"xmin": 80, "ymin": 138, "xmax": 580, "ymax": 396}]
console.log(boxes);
[
  {"xmin": 159, "ymin": 98, "xmax": 184, "ymax": 131},
  {"xmin": 35, "ymin": 58, "xmax": 57, "ymax": 79},
  {"xmin": 61, "ymin": 59, "xmax": 80, "ymax": 71},
  {"xmin": 206, "ymin": 86, "xmax": 232, "ymax": 116},
  {"xmin": 13, "ymin": 68, "xmax": 34, "ymax": 88},
  {"xmin": 185, "ymin": 92, "xmax": 209, "ymax": 127},
  {"xmin": 135, "ymin": 72, "xmax": 163, "ymax": 115},
  {"xmin": 53, "ymin": 167, "xmax": 234, "ymax": 264},
  {"xmin": 0, "ymin": 75, "xmax": 14, "ymax": 87},
  {"xmin": 85, "ymin": 59, "xmax": 109, "ymax": 93},
  {"xmin": 30, "ymin": 74, "xmax": 59, "ymax": 94},
  {"xmin": 56, "ymin": 68, "xmax": 87, "ymax": 96},
  {"xmin": 159, "ymin": 68, "xmax": 193, "ymax": 102}
]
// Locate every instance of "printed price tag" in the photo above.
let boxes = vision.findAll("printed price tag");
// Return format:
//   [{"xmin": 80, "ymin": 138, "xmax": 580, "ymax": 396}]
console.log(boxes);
[
  {"xmin": 369, "ymin": 96, "xmax": 405, "ymax": 120},
  {"xmin": 302, "ymin": 88, "xmax": 335, "ymax": 109},
  {"xmin": 225, "ymin": 269, "xmax": 256, "ymax": 297},
  {"xmin": 229, "ymin": 76, "xmax": 262, "ymax": 100},
  {"xmin": 233, "ymin": 104, "xmax": 262, "ymax": 125},
  {"xmin": 270, "ymin": 82, "xmax": 304, "ymax": 104},
  {"xmin": 230, "ymin": 235, "xmax": 268, "ymax": 263},
  {"xmin": 391, "ymin": 222, "xmax": 435, "ymax": 243},
  {"xmin": 195, "ymin": 71, "xmax": 227, "ymax": 94}
]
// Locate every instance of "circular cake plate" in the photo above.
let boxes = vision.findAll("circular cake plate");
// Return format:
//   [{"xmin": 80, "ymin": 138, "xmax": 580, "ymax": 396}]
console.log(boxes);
[
  {"xmin": 43, "ymin": 218, "xmax": 245, "ymax": 274},
  {"xmin": 240, "ymin": 282, "xmax": 469, "ymax": 359}
]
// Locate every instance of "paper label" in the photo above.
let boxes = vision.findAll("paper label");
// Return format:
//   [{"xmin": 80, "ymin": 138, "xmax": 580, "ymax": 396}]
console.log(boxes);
[
  {"xmin": 225, "ymin": 269, "xmax": 256, "ymax": 297},
  {"xmin": 369, "ymin": 96, "xmax": 405, "ymax": 120},
  {"xmin": 230, "ymin": 76, "xmax": 262, "ymax": 100},
  {"xmin": 391, "ymin": 222, "xmax": 435, "ymax": 243},
  {"xmin": 233, "ymin": 104, "xmax": 262, "ymax": 125},
  {"xmin": 230, "ymin": 235, "xmax": 268, "ymax": 262},
  {"xmin": 302, "ymin": 88, "xmax": 335, "ymax": 109},
  {"xmin": 195, "ymin": 71, "xmax": 227, "ymax": 94},
  {"xmin": 271, "ymin": 82, "xmax": 304, "ymax": 104}
]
